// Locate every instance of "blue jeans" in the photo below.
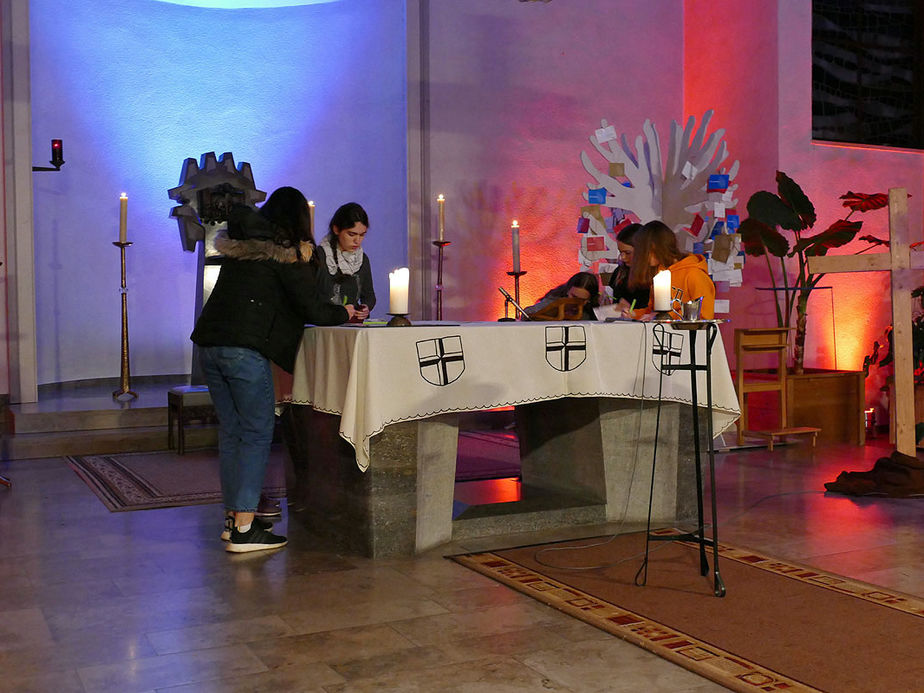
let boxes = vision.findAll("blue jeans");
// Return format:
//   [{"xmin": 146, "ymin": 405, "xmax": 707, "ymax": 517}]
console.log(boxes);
[{"xmin": 199, "ymin": 346, "xmax": 275, "ymax": 513}]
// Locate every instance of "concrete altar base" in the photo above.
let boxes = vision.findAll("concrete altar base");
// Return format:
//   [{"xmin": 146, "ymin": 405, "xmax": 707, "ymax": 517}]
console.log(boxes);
[{"xmin": 284, "ymin": 398, "xmax": 707, "ymax": 558}]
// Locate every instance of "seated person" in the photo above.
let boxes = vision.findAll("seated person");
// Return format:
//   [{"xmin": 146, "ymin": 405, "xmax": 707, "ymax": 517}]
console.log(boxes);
[
  {"xmin": 627, "ymin": 220, "xmax": 715, "ymax": 319},
  {"xmin": 524, "ymin": 271, "xmax": 600, "ymax": 320},
  {"xmin": 315, "ymin": 202, "xmax": 375, "ymax": 320},
  {"xmin": 608, "ymin": 223, "xmax": 650, "ymax": 313}
]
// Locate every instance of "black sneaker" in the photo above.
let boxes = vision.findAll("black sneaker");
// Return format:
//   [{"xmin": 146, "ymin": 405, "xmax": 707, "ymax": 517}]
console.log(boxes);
[
  {"xmin": 221, "ymin": 514, "xmax": 273, "ymax": 542},
  {"xmin": 225, "ymin": 523, "xmax": 287, "ymax": 553},
  {"xmin": 254, "ymin": 493, "xmax": 283, "ymax": 518}
]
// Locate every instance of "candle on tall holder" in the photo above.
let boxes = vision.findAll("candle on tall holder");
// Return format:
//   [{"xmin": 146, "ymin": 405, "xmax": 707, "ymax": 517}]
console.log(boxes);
[
  {"xmin": 119, "ymin": 192, "xmax": 128, "ymax": 244},
  {"xmin": 506, "ymin": 219, "xmax": 526, "ymax": 316},
  {"xmin": 433, "ymin": 194, "xmax": 450, "ymax": 320},
  {"xmin": 308, "ymin": 200, "xmax": 315, "ymax": 232},
  {"xmin": 387, "ymin": 267, "xmax": 411, "ymax": 326},
  {"xmin": 511, "ymin": 219, "xmax": 521, "ymax": 273},
  {"xmin": 113, "ymin": 193, "xmax": 137, "ymax": 400},
  {"xmin": 437, "ymin": 194, "xmax": 445, "ymax": 241}
]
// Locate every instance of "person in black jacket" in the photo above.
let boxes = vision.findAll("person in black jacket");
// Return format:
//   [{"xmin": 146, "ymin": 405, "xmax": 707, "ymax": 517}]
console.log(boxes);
[
  {"xmin": 191, "ymin": 186, "xmax": 353, "ymax": 553},
  {"xmin": 315, "ymin": 202, "xmax": 376, "ymax": 320}
]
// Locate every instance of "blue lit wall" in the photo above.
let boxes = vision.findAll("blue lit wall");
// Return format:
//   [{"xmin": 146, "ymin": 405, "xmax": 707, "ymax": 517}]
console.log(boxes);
[{"xmin": 30, "ymin": 0, "xmax": 408, "ymax": 383}]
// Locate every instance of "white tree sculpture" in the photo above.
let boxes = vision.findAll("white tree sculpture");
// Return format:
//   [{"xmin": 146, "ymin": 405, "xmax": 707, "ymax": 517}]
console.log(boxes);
[{"xmin": 580, "ymin": 110, "xmax": 739, "ymax": 251}]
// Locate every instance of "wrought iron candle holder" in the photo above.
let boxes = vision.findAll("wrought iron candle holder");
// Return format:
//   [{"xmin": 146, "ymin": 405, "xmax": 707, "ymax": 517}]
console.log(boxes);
[
  {"xmin": 433, "ymin": 239, "xmax": 451, "ymax": 320},
  {"xmin": 507, "ymin": 270, "xmax": 526, "ymax": 307}
]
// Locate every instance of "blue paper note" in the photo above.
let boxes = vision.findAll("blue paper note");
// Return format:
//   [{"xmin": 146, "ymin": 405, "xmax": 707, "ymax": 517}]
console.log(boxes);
[
  {"xmin": 726, "ymin": 214, "xmax": 740, "ymax": 231},
  {"xmin": 587, "ymin": 187, "xmax": 607, "ymax": 204},
  {"xmin": 707, "ymin": 174, "xmax": 729, "ymax": 192}
]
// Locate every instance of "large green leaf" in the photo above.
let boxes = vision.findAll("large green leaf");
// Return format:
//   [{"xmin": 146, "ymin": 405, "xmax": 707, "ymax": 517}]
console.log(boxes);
[
  {"xmin": 739, "ymin": 217, "xmax": 790, "ymax": 257},
  {"xmin": 746, "ymin": 190, "xmax": 803, "ymax": 231},
  {"xmin": 775, "ymin": 171, "xmax": 816, "ymax": 229},
  {"xmin": 790, "ymin": 219, "xmax": 862, "ymax": 257}
]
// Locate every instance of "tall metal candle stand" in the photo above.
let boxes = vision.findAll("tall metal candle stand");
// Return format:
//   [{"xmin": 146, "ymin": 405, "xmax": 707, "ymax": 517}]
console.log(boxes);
[
  {"xmin": 113, "ymin": 241, "xmax": 138, "ymax": 401},
  {"xmin": 433, "ymin": 239, "xmax": 451, "ymax": 320},
  {"xmin": 0, "ymin": 258, "xmax": 6, "ymax": 486},
  {"xmin": 634, "ymin": 320, "xmax": 726, "ymax": 597},
  {"xmin": 507, "ymin": 270, "xmax": 526, "ymax": 308}
]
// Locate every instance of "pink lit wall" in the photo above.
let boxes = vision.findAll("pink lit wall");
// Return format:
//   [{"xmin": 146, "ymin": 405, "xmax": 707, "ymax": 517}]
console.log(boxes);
[
  {"xmin": 777, "ymin": 0, "xmax": 923, "ymax": 387},
  {"xmin": 684, "ymin": 0, "xmax": 781, "ymax": 356},
  {"xmin": 425, "ymin": 1, "xmax": 683, "ymax": 321},
  {"xmin": 686, "ymin": 1, "xmax": 924, "ymax": 413}
]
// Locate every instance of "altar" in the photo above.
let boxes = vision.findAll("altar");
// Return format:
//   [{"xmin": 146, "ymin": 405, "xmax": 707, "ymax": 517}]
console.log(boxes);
[{"xmin": 286, "ymin": 320, "xmax": 739, "ymax": 557}]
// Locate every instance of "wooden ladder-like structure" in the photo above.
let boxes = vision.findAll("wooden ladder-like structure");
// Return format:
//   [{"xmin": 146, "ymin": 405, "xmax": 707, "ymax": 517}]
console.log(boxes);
[{"xmin": 735, "ymin": 328, "xmax": 821, "ymax": 450}]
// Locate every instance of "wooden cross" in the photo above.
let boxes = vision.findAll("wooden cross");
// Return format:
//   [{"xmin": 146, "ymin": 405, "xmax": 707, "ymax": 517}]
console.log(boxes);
[{"xmin": 808, "ymin": 188, "xmax": 923, "ymax": 455}]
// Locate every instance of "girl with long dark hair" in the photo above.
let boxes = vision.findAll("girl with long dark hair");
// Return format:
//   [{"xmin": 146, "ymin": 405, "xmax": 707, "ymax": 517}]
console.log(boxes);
[
  {"xmin": 192, "ymin": 186, "xmax": 353, "ymax": 552},
  {"xmin": 315, "ymin": 202, "xmax": 376, "ymax": 320}
]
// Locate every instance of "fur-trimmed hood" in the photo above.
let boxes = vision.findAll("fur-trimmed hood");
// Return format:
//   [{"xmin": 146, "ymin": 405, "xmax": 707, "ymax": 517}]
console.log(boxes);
[{"xmin": 213, "ymin": 230, "xmax": 314, "ymax": 264}]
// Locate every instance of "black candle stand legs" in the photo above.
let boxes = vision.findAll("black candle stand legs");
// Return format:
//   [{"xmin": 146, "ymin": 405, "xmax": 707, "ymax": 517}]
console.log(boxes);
[
  {"xmin": 634, "ymin": 322, "xmax": 725, "ymax": 598},
  {"xmin": 433, "ymin": 240, "xmax": 450, "ymax": 320}
]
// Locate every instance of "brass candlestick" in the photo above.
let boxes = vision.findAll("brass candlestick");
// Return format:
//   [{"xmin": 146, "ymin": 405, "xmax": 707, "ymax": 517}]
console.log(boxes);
[
  {"xmin": 387, "ymin": 313, "xmax": 412, "ymax": 327},
  {"xmin": 433, "ymin": 239, "xmax": 450, "ymax": 320},
  {"xmin": 113, "ymin": 241, "xmax": 138, "ymax": 401}
]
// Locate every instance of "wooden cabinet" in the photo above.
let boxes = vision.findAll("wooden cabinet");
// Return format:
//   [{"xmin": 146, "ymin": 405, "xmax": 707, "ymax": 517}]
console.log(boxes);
[{"xmin": 787, "ymin": 369, "xmax": 865, "ymax": 446}]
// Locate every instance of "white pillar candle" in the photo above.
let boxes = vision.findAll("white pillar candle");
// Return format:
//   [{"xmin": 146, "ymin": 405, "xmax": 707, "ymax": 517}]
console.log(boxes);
[
  {"xmin": 653, "ymin": 269, "xmax": 671, "ymax": 311},
  {"xmin": 511, "ymin": 220, "xmax": 520, "ymax": 273},
  {"xmin": 307, "ymin": 200, "xmax": 315, "ymax": 231},
  {"xmin": 437, "ymin": 194, "xmax": 445, "ymax": 241},
  {"xmin": 389, "ymin": 267, "xmax": 409, "ymax": 314},
  {"xmin": 119, "ymin": 193, "xmax": 128, "ymax": 243}
]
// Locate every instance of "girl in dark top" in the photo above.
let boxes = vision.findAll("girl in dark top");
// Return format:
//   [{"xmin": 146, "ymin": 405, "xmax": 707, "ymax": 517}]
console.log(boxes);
[
  {"xmin": 315, "ymin": 202, "xmax": 376, "ymax": 320},
  {"xmin": 609, "ymin": 223, "xmax": 651, "ymax": 312},
  {"xmin": 191, "ymin": 186, "xmax": 353, "ymax": 553}
]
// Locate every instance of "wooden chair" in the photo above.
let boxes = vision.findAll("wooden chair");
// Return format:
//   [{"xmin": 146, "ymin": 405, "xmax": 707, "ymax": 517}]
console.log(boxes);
[{"xmin": 734, "ymin": 328, "xmax": 821, "ymax": 450}]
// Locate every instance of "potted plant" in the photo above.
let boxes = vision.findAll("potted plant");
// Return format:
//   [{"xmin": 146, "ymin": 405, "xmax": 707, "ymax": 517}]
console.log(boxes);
[
  {"xmin": 864, "ymin": 286, "xmax": 924, "ymax": 440},
  {"xmin": 740, "ymin": 171, "xmax": 888, "ymax": 374}
]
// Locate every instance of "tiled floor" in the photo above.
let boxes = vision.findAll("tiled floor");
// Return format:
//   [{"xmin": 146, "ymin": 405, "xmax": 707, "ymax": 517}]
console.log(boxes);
[{"xmin": 0, "ymin": 436, "xmax": 921, "ymax": 692}]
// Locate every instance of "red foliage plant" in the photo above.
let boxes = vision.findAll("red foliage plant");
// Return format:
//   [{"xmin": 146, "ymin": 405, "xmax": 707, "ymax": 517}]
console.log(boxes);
[{"xmin": 740, "ymin": 172, "xmax": 889, "ymax": 373}]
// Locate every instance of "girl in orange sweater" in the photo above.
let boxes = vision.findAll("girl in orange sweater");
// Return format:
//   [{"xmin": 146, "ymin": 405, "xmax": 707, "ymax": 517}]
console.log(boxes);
[{"xmin": 627, "ymin": 220, "xmax": 715, "ymax": 320}]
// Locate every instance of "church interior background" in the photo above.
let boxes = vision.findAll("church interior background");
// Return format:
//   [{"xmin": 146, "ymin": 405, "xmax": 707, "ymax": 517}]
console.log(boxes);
[{"xmin": 0, "ymin": 1, "xmax": 922, "ymax": 691}]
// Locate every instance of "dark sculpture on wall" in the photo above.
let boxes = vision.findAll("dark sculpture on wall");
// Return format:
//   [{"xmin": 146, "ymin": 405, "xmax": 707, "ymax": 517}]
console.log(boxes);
[{"xmin": 168, "ymin": 151, "xmax": 267, "ymax": 380}]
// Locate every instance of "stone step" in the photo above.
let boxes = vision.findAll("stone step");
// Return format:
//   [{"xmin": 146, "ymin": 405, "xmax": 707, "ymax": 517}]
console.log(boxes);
[
  {"xmin": 9, "ymin": 406, "xmax": 168, "ymax": 434},
  {"xmin": 2, "ymin": 424, "xmax": 218, "ymax": 460},
  {"xmin": 451, "ymin": 486, "xmax": 606, "ymax": 541},
  {"xmin": 453, "ymin": 504, "xmax": 607, "ymax": 541}
]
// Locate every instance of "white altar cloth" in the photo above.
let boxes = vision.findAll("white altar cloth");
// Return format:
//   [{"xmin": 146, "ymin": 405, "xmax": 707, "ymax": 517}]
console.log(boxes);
[{"xmin": 290, "ymin": 321, "xmax": 740, "ymax": 471}]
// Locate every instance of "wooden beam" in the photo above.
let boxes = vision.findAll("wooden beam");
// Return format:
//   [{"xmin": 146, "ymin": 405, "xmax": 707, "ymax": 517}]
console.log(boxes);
[
  {"xmin": 808, "ymin": 253, "xmax": 890, "ymax": 274},
  {"xmin": 888, "ymin": 188, "xmax": 916, "ymax": 456},
  {"xmin": 805, "ymin": 188, "xmax": 918, "ymax": 456}
]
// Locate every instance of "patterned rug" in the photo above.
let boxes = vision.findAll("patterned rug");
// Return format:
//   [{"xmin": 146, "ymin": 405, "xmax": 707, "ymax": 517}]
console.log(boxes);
[
  {"xmin": 66, "ymin": 448, "xmax": 285, "ymax": 511},
  {"xmin": 453, "ymin": 532, "xmax": 924, "ymax": 693}
]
